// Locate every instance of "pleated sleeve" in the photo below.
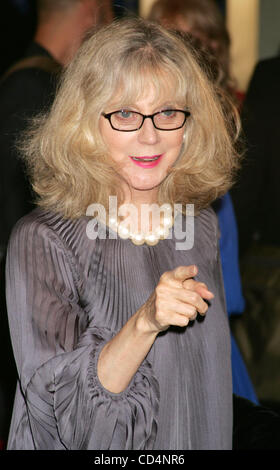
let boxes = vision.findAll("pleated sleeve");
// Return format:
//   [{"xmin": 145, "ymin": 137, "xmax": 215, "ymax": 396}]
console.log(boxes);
[{"xmin": 6, "ymin": 213, "xmax": 159, "ymax": 450}]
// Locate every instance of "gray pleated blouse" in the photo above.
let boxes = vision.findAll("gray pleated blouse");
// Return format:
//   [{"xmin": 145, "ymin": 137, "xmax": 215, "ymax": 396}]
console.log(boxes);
[{"xmin": 6, "ymin": 207, "xmax": 232, "ymax": 450}]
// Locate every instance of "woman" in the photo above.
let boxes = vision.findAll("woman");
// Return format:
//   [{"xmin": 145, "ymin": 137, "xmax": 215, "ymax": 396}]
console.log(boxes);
[{"xmin": 6, "ymin": 18, "xmax": 240, "ymax": 450}]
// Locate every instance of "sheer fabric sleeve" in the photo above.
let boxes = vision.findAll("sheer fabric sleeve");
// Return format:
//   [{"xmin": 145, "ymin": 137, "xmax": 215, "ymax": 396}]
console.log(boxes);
[{"xmin": 6, "ymin": 215, "xmax": 159, "ymax": 450}]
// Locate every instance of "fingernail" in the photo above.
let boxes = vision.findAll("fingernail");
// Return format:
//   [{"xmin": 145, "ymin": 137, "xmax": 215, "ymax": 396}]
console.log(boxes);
[{"xmin": 192, "ymin": 265, "xmax": 197, "ymax": 275}]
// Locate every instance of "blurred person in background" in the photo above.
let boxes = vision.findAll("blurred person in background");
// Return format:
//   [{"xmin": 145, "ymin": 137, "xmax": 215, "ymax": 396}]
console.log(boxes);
[
  {"xmin": 148, "ymin": 0, "xmax": 258, "ymax": 405},
  {"xmin": 0, "ymin": 0, "xmax": 113, "ymax": 255},
  {"xmin": 0, "ymin": 0, "xmax": 36, "ymax": 76},
  {"xmin": 0, "ymin": 0, "xmax": 112, "ymax": 449},
  {"xmin": 148, "ymin": 0, "xmax": 244, "ymax": 105}
]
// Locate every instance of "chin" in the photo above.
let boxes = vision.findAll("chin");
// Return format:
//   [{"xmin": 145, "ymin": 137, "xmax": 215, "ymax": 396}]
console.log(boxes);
[
  {"xmin": 130, "ymin": 182, "xmax": 162, "ymax": 193},
  {"xmin": 129, "ymin": 175, "xmax": 165, "ymax": 192}
]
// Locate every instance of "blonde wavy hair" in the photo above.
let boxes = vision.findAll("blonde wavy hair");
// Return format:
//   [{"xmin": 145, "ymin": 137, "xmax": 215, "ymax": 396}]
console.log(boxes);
[{"xmin": 21, "ymin": 17, "xmax": 241, "ymax": 218}]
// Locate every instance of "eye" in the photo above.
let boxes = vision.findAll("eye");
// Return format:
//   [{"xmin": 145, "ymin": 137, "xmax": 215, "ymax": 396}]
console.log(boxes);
[
  {"xmin": 116, "ymin": 109, "xmax": 134, "ymax": 119},
  {"xmin": 113, "ymin": 110, "xmax": 140, "ymax": 126},
  {"xmin": 161, "ymin": 110, "xmax": 176, "ymax": 117}
]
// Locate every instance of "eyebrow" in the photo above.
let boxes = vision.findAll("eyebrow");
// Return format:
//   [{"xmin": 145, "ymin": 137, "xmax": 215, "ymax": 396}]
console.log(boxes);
[{"xmin": 106, "ymin": 101, "xmax": 186, "ymax": 112}]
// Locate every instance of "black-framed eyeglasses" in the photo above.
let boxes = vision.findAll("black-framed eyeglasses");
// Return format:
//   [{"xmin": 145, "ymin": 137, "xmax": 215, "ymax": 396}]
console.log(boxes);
[{"xmin": 101, "ymin": 109, "xmax": 191, "ymax": 132}]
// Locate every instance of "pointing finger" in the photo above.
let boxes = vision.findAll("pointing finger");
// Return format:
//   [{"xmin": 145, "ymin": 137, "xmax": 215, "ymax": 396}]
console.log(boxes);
[{"xmin": 183, "ymin": 279, "xmax": 214, "ymax": 300}]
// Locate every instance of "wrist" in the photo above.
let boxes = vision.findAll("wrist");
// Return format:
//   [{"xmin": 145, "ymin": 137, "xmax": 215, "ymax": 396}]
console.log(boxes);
[{"xmin": 135, "ymin": 294, "xmax": 161, "ymax": 337}]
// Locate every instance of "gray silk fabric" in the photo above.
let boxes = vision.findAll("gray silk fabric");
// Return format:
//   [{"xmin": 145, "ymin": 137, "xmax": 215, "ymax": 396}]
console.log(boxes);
[{"xmin": 5, "ymin": 207, "xmax": 232, "ymax": 450}]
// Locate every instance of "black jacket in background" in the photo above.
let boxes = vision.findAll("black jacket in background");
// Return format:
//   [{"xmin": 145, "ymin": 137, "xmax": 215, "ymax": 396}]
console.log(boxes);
[
  {"xmin": 0, "ymin": 42, "xmax": 60, "ymax": 447},
  {"xmin": 231, "ymin": 56, "xmax": 280, "ymax": 255},
  {"xmin": 0, "ymin": 42, "xmax": 60, "ymax": 250}
]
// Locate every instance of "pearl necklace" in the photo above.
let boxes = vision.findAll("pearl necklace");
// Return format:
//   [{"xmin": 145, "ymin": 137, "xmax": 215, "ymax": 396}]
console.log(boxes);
[{"xmin": 107, "ymin": 211, "xmax": 174, "ymax": 246}]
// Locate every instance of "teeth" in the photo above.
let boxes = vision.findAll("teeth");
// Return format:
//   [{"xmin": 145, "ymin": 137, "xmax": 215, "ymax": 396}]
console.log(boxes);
[{"xmin": 132, "ymin": 156, "xmax": 159, "ymax": 162}]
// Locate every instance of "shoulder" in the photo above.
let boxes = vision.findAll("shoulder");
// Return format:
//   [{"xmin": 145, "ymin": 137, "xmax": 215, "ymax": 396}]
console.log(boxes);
[
  {"xmin": 0, "ymin": 67, "xmax": 58, "ymax": 115},
  {"xmin": 196, "ymin": 205, "xmax": 219, "ymax": 233},
  {"xmin": 192, "ymin": 206, "xmax": 219, "ymax": 254},
  {"xmin": 1, "ymin": 65, "xmax": 56, "ymax": 92},
  {"xmin": 8, "ymin": 208, "xmax": 95, "ymax": 258},
  {"xmin": 7, "ymin": 209, "xmax": 100, "ymax": 292},
  {"xmin": 172, "ymin": 206, "xmax": 220, "ymax": 273},
  {"xmin": 8, "ymin": 209, "xmax": 61, "ymax": 247},
  {"xmin": 8, "ymin": 208, "xmax": 87, "ymax": 252},
  {"xmin": 248, "ymin": 56, "xmax": 280, "ymax": 96},
  {"xmin": 255, "ymin": 56, "xmax": 280, "ymax": 76}
]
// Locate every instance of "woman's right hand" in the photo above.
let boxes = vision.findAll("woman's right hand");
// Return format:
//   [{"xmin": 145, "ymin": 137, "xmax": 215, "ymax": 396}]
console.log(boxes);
[
  {"xmin": 98, "ymin": 265, "xmax": 214, "ymax": 394},
  {"xmin": 138, "ymin": 265, "xmax": 214, "ymax": 334}
]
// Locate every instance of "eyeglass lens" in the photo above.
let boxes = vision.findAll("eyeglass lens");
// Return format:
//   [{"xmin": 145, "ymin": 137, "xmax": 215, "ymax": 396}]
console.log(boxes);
[{"xmin": 111, "ymin": 110, "xmax": 187, "ymax": 130}]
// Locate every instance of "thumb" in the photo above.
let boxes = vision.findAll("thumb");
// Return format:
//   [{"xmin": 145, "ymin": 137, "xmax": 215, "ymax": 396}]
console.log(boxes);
[{"xmin": 173, "ymin": 265, "xmax": 198, "ymax": 281}]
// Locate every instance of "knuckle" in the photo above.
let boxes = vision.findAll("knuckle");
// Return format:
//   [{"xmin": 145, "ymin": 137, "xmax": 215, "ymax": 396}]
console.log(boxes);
[
  {"xmin": 160, "ymin": 270, "xmax": 171, "ymax": 282},
  {"xmin": 188, "ymin": 291, "xmax": 200, "ymax": 304},
  {"xmin": 156, "ymin": 284, "xmax": 166, "ymax": 297},
  {"xmin": 187, "ymin": 305, "xmax": 197, "ymax": 317},
  {"xmin": 181, "ymin": 316, "xmax": 189, "ymax": 326},
  {"xmin": 154, "ymin": 295, "xmax": 163, "ymax": 310},
  {"xmin": 175, "ymin": 265, "xmax": 185, "ymax": 275},
  {"xmin": 190, "ymin": 309, "xmax": 198, "ymax": 320},
  {"xmin": 201, "ymin": 302, "xmax": 209, "ymax": 314},
  {"xmin": 182, "ymin": 279, "xmax": 193, "ymax": 289}
]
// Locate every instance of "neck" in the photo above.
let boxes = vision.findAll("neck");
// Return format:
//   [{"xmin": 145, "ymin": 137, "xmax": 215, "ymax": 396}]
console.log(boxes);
[
  {"xmin": 117, "ymin": 187, "xmax": 166, "ymax": 234},
  {"xmin": 122, "ymin": 186, "xmax": 159, "ymax": 210}
]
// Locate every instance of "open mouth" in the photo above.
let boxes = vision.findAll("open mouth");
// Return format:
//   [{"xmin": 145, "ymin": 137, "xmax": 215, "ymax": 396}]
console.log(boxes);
[
  {"xmin": 129, "ymin": 154, "xmax": 163, "ymax": 168},
  {"xmin": 130, "ymin": 155, "xmax": 162, "ymax": 162}
]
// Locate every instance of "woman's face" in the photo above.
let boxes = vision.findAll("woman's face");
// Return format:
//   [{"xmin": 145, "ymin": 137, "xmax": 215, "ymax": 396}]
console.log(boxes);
[{"xmin": 99, "ymin": 85, "xmax": 186, "ymax": 204}]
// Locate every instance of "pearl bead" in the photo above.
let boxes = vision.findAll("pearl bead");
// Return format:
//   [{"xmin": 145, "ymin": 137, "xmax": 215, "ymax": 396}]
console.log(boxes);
[
  {"xmin": 155, "ymin": 225, "xmax": 170, "ymax": 239},
  {"xmin": 117, "ymin": 224, "xmax": 130, "ymax": 239},
  {"xmin": 109, "ymin": 217, "xmax": 118, "ymax": 229},
  {"xmin": 162, "ymin": 216, "xmax": 173, "ymax": 228},
  {"xmin": 131, "ymin": 233, "xmax": 145, "ymax": 245},
  {"xmin": 106, "ymin": 211, "xmax": 174, "ymax": 246},
  {"xmin": 145, "ymin": 233, "xmax": 160, "ymax": 246}
]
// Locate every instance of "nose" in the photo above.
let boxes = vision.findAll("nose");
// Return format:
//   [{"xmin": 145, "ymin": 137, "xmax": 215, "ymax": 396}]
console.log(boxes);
[{"xmin": 137, "ymin": 116, "xmax": 160, "ymax": 145}]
